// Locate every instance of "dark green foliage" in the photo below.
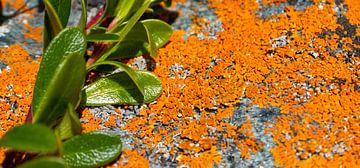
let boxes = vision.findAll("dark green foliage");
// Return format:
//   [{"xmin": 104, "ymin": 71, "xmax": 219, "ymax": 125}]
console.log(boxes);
[
  {"xmin": 0, "ymin": 124, "xmax": 57, "ymax": 153},
  {"xmin": 32, "ymin": 27, "xmax": 86, "ymax": 126},
  {"xmin": 63, "ymin": 132, "xmax": 122, "ymax": 168},
  {"xmin": 83, "ymin": 71, "xmax": 162, "ymax": 106}
]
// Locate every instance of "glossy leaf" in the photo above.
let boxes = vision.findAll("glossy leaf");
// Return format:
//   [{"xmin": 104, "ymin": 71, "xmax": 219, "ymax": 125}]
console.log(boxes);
[
  {"xmin": 142, "ymin": 20, "xmax": 172, "ymax": 49},
  {"xmin": 32, "ymin": 28, "xmax": 86, "ymax": 126},
  {"xmin": 87, "ymin": 61, "xmax": 145, "ymax": 95},
  {"xmin": 107, "ymin": 0, "xmax": 136, "ymax": 32},
  {"xmin": 130, "ymin": 0, "xmax": 147, "ymax": 15},
  {"xmin": 104, "ymin": 0, "xmax": 118, "ymax": 17},
  {"xmin": 114, "ymin": 0, "xmax": 135, "ymax": 22},
  {"xmin": 18, "ymin": 157, "xmax": 65, "ymax": 168},
  {"xmin": 63, "ymin": 131, "xmax": 122, "ymax": 168},
  {"xmin": 51, "ymin": 0, "xmax": 71, "ymax": 27},
  {"xmin": 82, "ymin": 71, "xmax": 162, "ymax": 106},
  {"xmin": 43, "ymin": 0, "xmax": 71, "ymax": 49},
  {"xmin": 108, "ymin": 19, "xmax": 172, "ymax": 59},
  {"xmin": 43, "ymin": 0, "xmax": 63, "ymax": 49},
  {"xmin": 143, "ymin": 20, "xmax": 157, "ymax": 57},
  {"xmin": 54, "ymin": 104, "xmax": 82, "ymax": 141},
  {"xmin": 98, "ymin": 0, "xmax": 152, "ymax": 62},
  {"xmin": 0, "ymin": 124, "xmax": 57, "ymax": 153},
  {"xmin": 78, "ymin": 0, "xmax": 87, "ymax": 30},
  {"xmin": 87, "ymin": 33, "xmax": 120, "ymax": 42}
]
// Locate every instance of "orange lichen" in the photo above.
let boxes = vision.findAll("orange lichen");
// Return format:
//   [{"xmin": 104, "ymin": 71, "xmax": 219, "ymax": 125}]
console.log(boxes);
[
  {"xmin": 1, "ymin": 0, "xmax": 27, "ymax": 10},
  {"xmin": 23, "ymin": 23, "xmax": 43, "ymax": 42},
  {"xmin": 343, "ymin": 0, "xmax": 360, "ymax": 25},
  {"xmin": 176, "ymin": 146, "xmax": 222, "ymax": 168},
  {"xmin": 108, "ymin": 149, "xmax": 150, "ymax": 168},
  {"xmin": 1, "ymin": 0, "xmax": 360, "ymax": 167},
  {"xmin": 80, "ymin": 109, "xmax": 102, "ymax": 133},
  {"xmin": 0, "ymin": 44, "xmax": 39, "ymax": 162},
  {"xmin": 262, "ymin": 0, "xmax": 288, "ymax": 5},
  {"xmin": 109, "ymin": 0, "xmax": 359, "ymax": 167}
]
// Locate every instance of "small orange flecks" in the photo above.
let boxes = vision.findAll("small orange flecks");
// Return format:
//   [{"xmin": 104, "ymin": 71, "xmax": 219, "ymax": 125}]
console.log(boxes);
[
  {"xmin": 1, "ymin": 0, "xmax": 360, "ymax": 167},
  {"xmin": 0, "ymin": 44, "xmax": 39, "ymax": 162},
  {"xmin": 107, "ymin": 149, "xmax": 150, "ymax": 168},
  {"xmin": 23, "ymin": 23, "xmax": 43, "ymax": 42},
  {"xmin": 80, "ymin": 109, "xmax": 102, "ymax": 133}
]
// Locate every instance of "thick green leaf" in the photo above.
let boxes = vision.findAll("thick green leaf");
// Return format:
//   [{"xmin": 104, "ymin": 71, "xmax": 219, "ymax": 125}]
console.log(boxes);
[
  {"xmin": 142, "ymin": 19, "xmax": 172, "ymax": 49},
  {"xmin": 78, "ymin": 0, "xmax": 87, "ymax": 30},
  {"xmin": 108, "ymin": 19, "xmax": 172, "ymax": 59},
  {"xmin": 57, "ymin": 0, "xmax": 72, "ymax": 27},
  {"xmin": 108, "ymin": 0, "xmax": 136, "ymax": 32},
  {"xmin": 82, "ymin": 71, "xmax": 162, "ymax": 106},
  {"xmin": 143, "ymin": 20, "xmax": 157, "ymax": 57},
  {"xmin": 104, "ymin": 0, "xmax": 118, "ymax": 17},
  {"xmin": 54, "ymin": 104, "xmax": 82, "ymax": 141},
  {"xmin": 18, "ymin": 157, "xmax": 65, "ymax": 168},
  {"xmin": 130, "ymin": 0, "xmax": 147, "ymax": 15},
  {"xmin": 98, "ymin": 0, "xmax": 152, "ymax": 62},
  {"xmin": 87, "ymin": 61, "xmax": 145, "ymax": 95},
  {"xmin": 87, "ymin": 33, "xmax": 120, "ymax": 42},
  {"xmin": 43, "ymin": 14, "xmax": 53, "ymax": 51},
  {"xmin": 0, "ymin": 124, "xmax": 57, "ymax": 153},
  {"xmin": 109, "ymin": 40, "xmax": 149, "ymax": 59},
  {"xmin": 43, "ymin": 0, "xmax": 71, "ymax": 49},
  {"xmin": 63, "ymin": 131, "xmax": 122, "ymax": 168},
  {"xmin": 115, "ymin": 0, "xmax": 135, "ymax": 20},
  {"xmin": 43, "ymin": 0, "xmax": 63, "ymax": 49},
  {"xmin": 32, "ymin": 28, "xmax": 86, "ymax": 126}
]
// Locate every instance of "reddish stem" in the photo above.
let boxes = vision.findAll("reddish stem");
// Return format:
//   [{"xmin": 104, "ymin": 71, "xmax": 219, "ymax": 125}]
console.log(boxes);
[
  {"xmin": 86, "ymin": 5, "xmax": 105, "ymax": 29},
  {"xmin": 86, "ymin": 43, "xmax": 108, "ymax": 66},
  {"xmin": 25, "ymin": 106, "xmax": 32, "ymax": 123}
]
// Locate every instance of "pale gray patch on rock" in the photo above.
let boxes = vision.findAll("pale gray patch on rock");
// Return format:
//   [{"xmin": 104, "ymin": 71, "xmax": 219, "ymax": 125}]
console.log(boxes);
[
  {"xmin": 170, "ymin": 0, "xmax": 223, "ymax": 40},
  {"xmin": 168, "ymin": 63, "xmax": 192, "ymax": 79},
  {"xmin": 130, "ymin": 56, "xmax": 147, "ymax": 70},
  {"xmin": 271, "ymin": 35, "xmax": 289, "ymax": 48},
  {"xmin": 221, "ymin": 98, "xmax": 278, "ymax": 167}
]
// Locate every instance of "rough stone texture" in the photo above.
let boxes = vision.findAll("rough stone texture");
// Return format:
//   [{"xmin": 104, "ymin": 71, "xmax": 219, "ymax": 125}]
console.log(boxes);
[{"xmin": 1, "ymin": 0, "xmax": 359, "ymax": 167}]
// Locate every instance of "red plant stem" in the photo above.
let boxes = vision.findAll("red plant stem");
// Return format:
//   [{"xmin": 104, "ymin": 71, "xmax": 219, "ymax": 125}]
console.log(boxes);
[
  {"xmin": 86, "ymin": 5, "xmax": 105, "ymax": 29},
  {"xmin": 86, "ymin": 42, "xmax": 109, "ymax": 66},
  {"xmin": 25, "ymin": 106, "xmax": 32, "ymax": 123},
  {"xmin": 107, "ymin": 17, "xmax": 119, "ymax": 31}
]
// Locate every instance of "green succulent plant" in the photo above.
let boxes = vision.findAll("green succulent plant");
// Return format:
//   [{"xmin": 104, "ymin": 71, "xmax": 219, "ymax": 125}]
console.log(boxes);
[{"xmin": 0, "ymin": 0, "xmax": 173, "ymax": 167}]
